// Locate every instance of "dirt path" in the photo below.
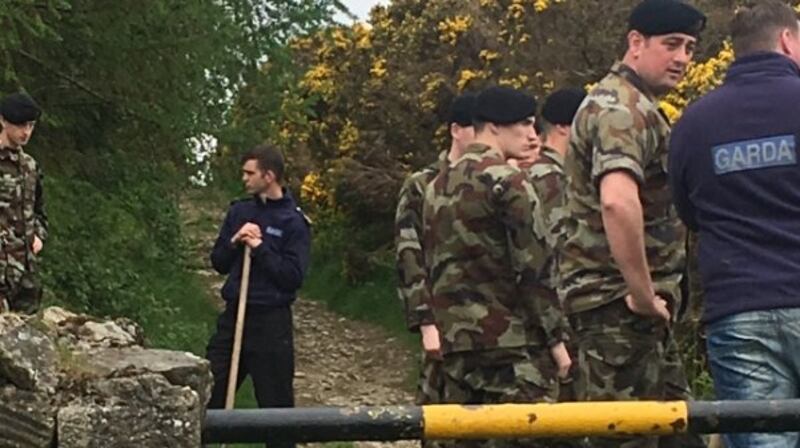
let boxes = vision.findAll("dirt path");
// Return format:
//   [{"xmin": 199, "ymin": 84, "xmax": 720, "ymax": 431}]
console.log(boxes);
[{"xmin": 180, "ymin": 193, "xmax": 419, "ymax": 447}]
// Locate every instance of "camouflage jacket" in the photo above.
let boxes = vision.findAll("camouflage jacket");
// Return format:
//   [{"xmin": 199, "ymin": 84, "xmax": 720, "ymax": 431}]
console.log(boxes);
[
  {"xmin": 559, "ymin": 62, "xmax": 686, "ymax": 315},
  {"xmin": 423, "ymin": 143, "xmax": 567, "ymax": 355},
  {"xmin": 526, "ymin": 147, "xmax": 567, "ymax": 250},
  {"xmin": 395, "ymin": 152, "xmax": 446, "ymax": 332},
  {"xmin": 0, "ymin": 146, "xmax": 48, "ymax": 289},
  {"xmin": 525, "ymin": 146, "xmax": 567, "ymax": 295}
]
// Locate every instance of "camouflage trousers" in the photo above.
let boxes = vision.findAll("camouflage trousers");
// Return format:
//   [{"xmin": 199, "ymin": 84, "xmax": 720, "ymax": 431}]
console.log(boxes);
[
  {"xmin": 0, "ymin": 273, "xmax": 42, "ymax": 315},
  {"xmin": 0, "ymin": 286, "xmax": 40, "ymax": 315},
  {"xmin": 569, "ymin": 299, "xmax": 705, "ymax": 448},
  {"xmin": 430, "ymin": 346, "xmax": 588, "ymax": 448},
  {"xmin": 416, "ymin": 353, "xmax": 444, "ymax": 405},
  {"xmin": 0, "ymin": 255, "xmax": 42, "ymax": 315},
  {"xmin": 416, "ymin": 353, "xmax": 446, "ymax": 448}
]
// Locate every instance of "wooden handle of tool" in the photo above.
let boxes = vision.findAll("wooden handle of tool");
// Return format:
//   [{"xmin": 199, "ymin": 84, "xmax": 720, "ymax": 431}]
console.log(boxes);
[{"xmin": 224, "ymin": 245, "xmax": 252, "ymax": 410}]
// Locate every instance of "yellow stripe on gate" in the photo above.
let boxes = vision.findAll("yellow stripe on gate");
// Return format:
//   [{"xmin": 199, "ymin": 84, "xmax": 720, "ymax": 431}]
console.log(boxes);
[{"xmin": 423, "ymin": 402, "xmax": 689, "ymax": 439}]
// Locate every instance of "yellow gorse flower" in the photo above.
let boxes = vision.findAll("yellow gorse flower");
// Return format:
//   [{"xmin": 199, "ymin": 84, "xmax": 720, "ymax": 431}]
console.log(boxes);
[
  {"xmin": 533, "ymin": 0, "xmax": 563, "ymax": 12},
  {"xmin": 353, "ymin": 23, "xmax": 372, "ymax": 50},
  {"xmin": 479, "ymin": 49, "xmax": 500, "ymax": 64},
  {"xmin": 508, "ymin": 0, "xmax": 525, "ymax": 20},
  {"xmin": 457, "ymin": 69, "xmax": 489, "ymax": 91},
  {"xmin": 438, "ymin": 15, "xmax": 473, "ymax": 46},
  {"xmin": 300, "ymin": 172, "xmax": 328, "ymax": 206},
  {"xmin": 370, "ymin": 57, "xmax": 388, "ymax": 78},
  {"xmin": 300, "ymin": 63, "xmax": 336, "ymax": 99},
  {"xmin": 338, "ymin": 120, "xmax": 360, "ymax": 155},
  {"xmin": 499, "ymin": 74, "xmax": 530, "ymax": 89}
]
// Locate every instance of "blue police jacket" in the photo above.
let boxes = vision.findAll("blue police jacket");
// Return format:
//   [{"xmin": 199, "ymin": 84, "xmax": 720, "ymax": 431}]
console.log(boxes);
[
  {"xmin": 210, "ymin": 189, "xmax": 311, "ymax": 308},
  {"xmin": 669, "ymin": 52, "xmax": 800, "ymax": 323}
]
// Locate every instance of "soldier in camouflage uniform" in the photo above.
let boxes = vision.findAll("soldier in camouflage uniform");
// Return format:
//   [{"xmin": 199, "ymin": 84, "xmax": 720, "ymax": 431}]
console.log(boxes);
[
  {"xmin": 524, "ymin": 88, "xmax": 586, "ymax": 408},
  {"xmin": 558, "ymin": 1, "xmax": 706, "ymax": 447},
  {"xmin": 395, "ymin": 93, "xmax": 477, "ymax": 411},
  {"xmin": 525, "ymin": 89, "xmax": 586, "ymax": 256},
  {"xmin": 423, "ymin": 86, "xmax": 570, "ymax": 448},
  {"xmin": 0, "ymin": 93, "xmax": 47, "ymax": 315},
  {"xmin": 513, "ymin": 88, "xmax": 587, "ymax": 448}
]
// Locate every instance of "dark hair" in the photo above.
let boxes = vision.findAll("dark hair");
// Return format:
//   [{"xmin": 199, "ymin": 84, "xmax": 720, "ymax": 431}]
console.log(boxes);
[
  {"xmin": 241, "ymin": 144, "xmax": 285, "ymax": 182},
  {"xmin": 731, "ymin": 0, "xmax": 799, "ymax": 57}
]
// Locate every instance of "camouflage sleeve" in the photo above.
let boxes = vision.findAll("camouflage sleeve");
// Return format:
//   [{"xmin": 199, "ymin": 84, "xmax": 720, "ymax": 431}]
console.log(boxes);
[
  {"xmin": 498, "ymin": 171, "xmax": 568, "ymax": 346},
  {"xmin": 395, "ymin": 174, "xmax": 434, "ymax": 333},
  {"xmin": 590, "ymin": 107, "xmax": 649, "ymax": 186},
  {"xmin": 527, "ymin": 162, "xmax": 568, "ymax": 250},
  {"xmin": 527, "ymin": 161, "xmax": 568, "ymax": 297},
  {"xmin": 33, "ymin": 165, "xmax": 48, "ymax": 242}
]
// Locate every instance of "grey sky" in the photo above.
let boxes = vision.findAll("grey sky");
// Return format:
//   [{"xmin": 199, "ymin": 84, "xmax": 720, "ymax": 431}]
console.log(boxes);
[{"xmin": 336, "ymin": 0, "xmax": 387, "ymax": 22}]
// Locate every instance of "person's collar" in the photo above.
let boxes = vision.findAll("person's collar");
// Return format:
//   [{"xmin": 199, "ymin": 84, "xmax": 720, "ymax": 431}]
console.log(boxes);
[
  {"xmin": 726, "ymin": 51, "xmax": 800, "ymax": 81},
  {"xmin": 540, "ymin": 146, "xmax": 564, "ymax": 166},
  {"xmin": 611, "ymin": 61, "xmax": 657, "ymax": 101},
  {"xmin": 463, "ymin": 142, "xmax": 504, "ymax": 161},
  {"xmin": 256, "ymin": 186, "xmax": 288, "ymax": 204}
]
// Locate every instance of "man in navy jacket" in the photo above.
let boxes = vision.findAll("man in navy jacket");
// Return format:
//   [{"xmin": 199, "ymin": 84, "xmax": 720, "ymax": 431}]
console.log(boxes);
[
  {"xmin": 206, "ymin": 144, "xmax": 310, "ymax": 448},
  {"xmin": 669, "ymin": 2, "xmax": 800, "ymax": 446}
]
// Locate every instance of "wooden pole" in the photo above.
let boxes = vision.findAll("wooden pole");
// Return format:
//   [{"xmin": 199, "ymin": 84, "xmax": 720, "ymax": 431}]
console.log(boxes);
[{"xmin": 225, "ymin": 245, "xmax": 252, "ymax": 410}]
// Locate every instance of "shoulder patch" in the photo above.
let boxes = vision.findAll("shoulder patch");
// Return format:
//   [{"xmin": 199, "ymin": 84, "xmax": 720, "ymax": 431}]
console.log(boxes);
[
  {"xmin": 265, "ymin": 226, "xmax": 284, "ymax": 238},
  {"xmin": 712, "ymin": 134, "xmax": 797, "ymax": 175},
  {"xmin": 296, "ymin": 206, "xmax": 313, "ymax": 226}
]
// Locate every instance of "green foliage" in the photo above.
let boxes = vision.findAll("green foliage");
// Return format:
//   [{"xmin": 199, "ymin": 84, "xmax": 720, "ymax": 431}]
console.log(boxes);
[
  {"xmin": 1, "ymin": 0, "xmax": 342, "ymax": 352},
  {"xmin": 304, "ymin": 212, "xmax": 416, "ymax": 349},
  {"xmin": 39, "ymin": 158, "xmax": 217, "ymax": 353}
]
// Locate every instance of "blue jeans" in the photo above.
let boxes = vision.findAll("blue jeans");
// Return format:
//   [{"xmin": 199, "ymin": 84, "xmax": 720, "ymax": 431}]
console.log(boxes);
[{"xmin": 706, "ymin": 308, "xmax": 800, "ymax": 448}]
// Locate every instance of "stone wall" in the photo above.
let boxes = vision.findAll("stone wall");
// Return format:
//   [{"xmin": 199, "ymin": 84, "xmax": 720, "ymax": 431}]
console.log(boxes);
[{"xmin": 0, "ymin": 307, "xmax": 211, "ymax": 447}]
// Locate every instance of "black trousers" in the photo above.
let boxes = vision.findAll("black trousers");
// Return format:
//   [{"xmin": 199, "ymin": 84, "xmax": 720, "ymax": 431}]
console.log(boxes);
[{"xmin": 206, "ymin": 303, "xmax": 295, "ymax": 448}]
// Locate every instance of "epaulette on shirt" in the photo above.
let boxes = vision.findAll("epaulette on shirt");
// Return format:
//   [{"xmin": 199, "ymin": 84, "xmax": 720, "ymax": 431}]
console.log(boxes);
[
  {"xmin": 296, "ymin": 207, "xmax": 313, "ymax": 226},
  {"xmin": 229, "ymin": 197, "xmax": 251, "ymax": 206}
]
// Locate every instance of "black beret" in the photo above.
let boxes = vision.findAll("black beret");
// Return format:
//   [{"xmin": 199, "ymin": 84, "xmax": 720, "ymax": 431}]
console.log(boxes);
[
  {"xmin": 629, "ymin": 0, "xmax": 706, "ymax": 37},
  {"xmin": 541, "ymin": 88, "xmax": 587, "ymax": 126},
  {"xmin": 447, "ymin": 92, "xmax": 477, "ymax": 126},
  {"xmin": 474, "ymin": 86, "xmax": 537, "ymax": 125},
  {"xmin": 0, "ymin": 93, "xmax": 41, "ymax": 125}
]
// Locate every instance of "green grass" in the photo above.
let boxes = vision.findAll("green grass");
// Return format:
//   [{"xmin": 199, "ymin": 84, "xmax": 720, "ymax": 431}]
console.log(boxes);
[
  {"xmin": 141, "ymin": 268, "xmax": 218, "ymax": 354},
  {"xmin": 302, "ymin": 258, "xmax": 416, "ymax": 349}
]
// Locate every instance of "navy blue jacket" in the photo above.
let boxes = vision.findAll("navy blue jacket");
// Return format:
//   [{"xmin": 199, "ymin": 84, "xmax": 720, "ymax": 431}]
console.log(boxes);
[
  {"xmin": 210, "ymin": 190, "xmax": 311, "ymax": 308},
  {"xmin": 669, "ymin": 52, "xmax": 800, "ymax": 323}
]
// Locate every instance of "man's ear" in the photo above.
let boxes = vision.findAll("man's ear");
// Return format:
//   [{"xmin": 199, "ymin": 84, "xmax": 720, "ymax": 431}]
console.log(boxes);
[
  {"xmin": 449, "ymin": 123, "xmax": 459, "ymax": 140},
  {"xmin": 264, "ymin": 169, "xmax": 277, "ymax": 183},
  {"xmin": 627, "ymin": 29, "xmax": 646, "ymax": 58},
  {"xmin": 779, "ymin": 27, "xmax": 798, "ymax": 57}
]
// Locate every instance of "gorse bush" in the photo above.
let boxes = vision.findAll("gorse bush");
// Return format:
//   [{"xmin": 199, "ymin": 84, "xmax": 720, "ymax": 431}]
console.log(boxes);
[
  {"xmin": 250, "ymin": 0, "xmax": 742, "ymax": 234},
  {"xmin": 222, "ymin": 0, "xmax": 743, "ymax": 282}
]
